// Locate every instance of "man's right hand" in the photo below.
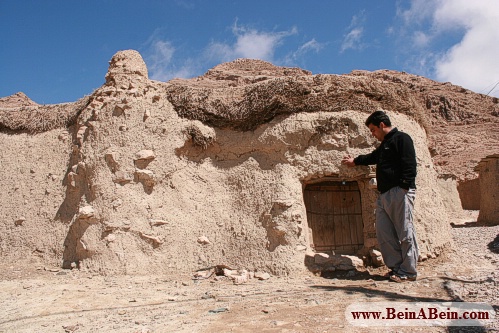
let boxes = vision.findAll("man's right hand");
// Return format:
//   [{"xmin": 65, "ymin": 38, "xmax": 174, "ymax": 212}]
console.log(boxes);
[{"xmin": 341, "ymin": 155, "xmax": 356, "ymax": 167}]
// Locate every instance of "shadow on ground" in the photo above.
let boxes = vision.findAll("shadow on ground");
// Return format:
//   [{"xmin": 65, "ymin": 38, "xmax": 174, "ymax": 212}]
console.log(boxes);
[{"xmin": 487, "ymin": 233, "xmax": 499, "ymax": 253}]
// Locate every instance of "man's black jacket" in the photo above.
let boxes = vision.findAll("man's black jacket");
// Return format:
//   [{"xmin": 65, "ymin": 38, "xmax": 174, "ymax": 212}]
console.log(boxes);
[{"xmin": 354, "ymin": 128, "xmax": 417, "ymax": 193}]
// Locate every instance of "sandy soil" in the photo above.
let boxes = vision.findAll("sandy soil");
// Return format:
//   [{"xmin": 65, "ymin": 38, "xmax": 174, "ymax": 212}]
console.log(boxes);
[{"xmin": 0, "ymin": 212, "xmax": 497, "ymax": 333}]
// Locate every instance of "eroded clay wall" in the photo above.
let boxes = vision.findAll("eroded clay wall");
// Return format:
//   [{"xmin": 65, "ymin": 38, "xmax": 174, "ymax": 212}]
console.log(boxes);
[
  {"xmin": 0, "ymin": 129, "xmax": 72, "ymax": 267},
  {"xmin": 477, "ymin": 158, "xmax": 499, "ymax": 225},
  {"xmin": 0, "ymin": 51, "xmax": 455, "ymax": 276},
  {"xmin": 0, "ymin": 100, "xmax": 454, "ymax": 276},
  {"xmin": 70, "ymin": 83, "xmax": 453, "ymax": 275},
  {"xmin": 457, "ymin": 178, "xmax": 481, "ymax": 210},
  {"xmin": 436, "ymin": 175, "xmax": 465, "ymax": 219}
]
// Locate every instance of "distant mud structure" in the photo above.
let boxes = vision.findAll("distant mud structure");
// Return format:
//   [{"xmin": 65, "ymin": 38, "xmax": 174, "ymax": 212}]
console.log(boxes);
[{"xmin": 1, "ymin": 50, "xmax": 498, "ymax": 276}]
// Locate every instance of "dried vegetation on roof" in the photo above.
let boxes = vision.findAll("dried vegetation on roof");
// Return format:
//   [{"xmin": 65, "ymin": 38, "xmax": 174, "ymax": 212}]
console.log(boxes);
[
  {"xmin": 166, "ymin": 59, "xmax": 499, "ymax": 133},
  {"xmin": 0, "ymin": 95, "xmax": 90, "ymax": 133}
]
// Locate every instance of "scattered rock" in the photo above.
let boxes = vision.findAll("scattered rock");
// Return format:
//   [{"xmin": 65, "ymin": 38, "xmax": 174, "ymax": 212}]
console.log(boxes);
[
  {"xmin": 134, "ymin": 150, "xmax": 156, "ymax": 169},
  {"xmin": 208, "ymin": 307, "xmax": 228, "ymax": 314},
  {"xmin": 44, "ymin": 267, "xmax": 60, "ymax": 272},
  {"xmin": 149, "ymin": 219, "xmax": 168, "ymax": 227},
  {"xmin": 139, "ymin": 232, "xmax": 163, "ymax": 247},
  {"xmin": 105, "ymin": 234, "xmax": 116, "ymax": 243},
  {"xmin": 296, "ymin": 245, "xmax": 307, "ymax": 251},
  {"xmin": 197, "ymin": 236, "xmax": 211, "ymax": 245},
  {"xmin": 67, "ymin": 172, "xmax": 78, "ymax": 187},
  {"xmin": 113, "ymin": 104, "xmax": 131, "ymax": 117},
  {"xmin": 254, "ymin": 272, "xmax": 271, "ymax": 280},
  {"xmin": 14, "ymin": 218, "xmax": 25, "ymax": 226},
  {"xmin": 305, "ymin": 252, "xmax": 365, "ymax": 272},
  {"xmin": 143, "ymin": 109, "xmax": 151, "ymax": 120},
  {"xmin": 369, "ymin": 249, "xmax": 384, "ymax": 267},
  {"xmin": 134, "ymin": 150, "xmax": 155, "ymax": 161},
  {"xmin": 62, "ymin": 324, "xmax": 80, "ymax": 333},
  {"xmin": 201, "ymin": 291, "xmax": 214, "ymax": 299},
  {"xmin": 113, "ymin": 170, "xmax": 133, "ymax": 184},
  {"xmin": 104, "ymin": 152, "xmax": 119, "ymax": 172},
  {"xmin": 77, "ymin": 206, "xmax": 98, "ymax": 224},
  {"xmin": 222, "ymin": 268, "xmax": 248, "ymax": 284},
  {"xmin": 314, "ymin": 253, "xmax": 331, "ymax": 265},
  {"xmin": 135, "ymin": 169, "xmax": 155, "ymax": 187},
  {"xmin": 183, "ymin": 121, "xmax": 216, "ymax": 149},
  {"xmin": 336, "ymin": 255, "xmax": 365, "ymax": 271},
  {"xmin": 262, "ymin": 307, "xmax": 277, "ymax": 314},
  {"xmin": 76, "ymin": 126, "xmax": 87, "ymax": 145},
  {"xmin": 111, "ymin": 199, "xmax": 123, "ymax": 209},
  {"xmin": 270, "ymin": 320, "xmax": 288, "ymax": 327},
  {"xmin": 78, "ymin": 206, "xmax": 95, "ymax": 219}
]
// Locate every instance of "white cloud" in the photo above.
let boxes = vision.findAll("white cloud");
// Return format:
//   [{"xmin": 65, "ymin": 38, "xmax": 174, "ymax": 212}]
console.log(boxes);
[
  {"xmin": 144, "ymin": 22, "xmax": 322, "ymax": 82},
  {"xmin": 341, "ymin": 11, "xmax": 366, "ymax": 53},
  {"xmin": 398, "ymin": 0, "xmax": 499, "ymax": 96},
  {"xmin": 148, "ymin": 40, "xmax": 174, "ymax": 73},
  {"xmin": 299, "ymin": 39, "xmax": 324, "ymax": 53},
  {"xmin": 398, "ymin": 0, "xmax": 437, "ymax": 26},
  {"xmin": 205, "ymin": 23, "xmax": 298, "ymax": 62},
  {"xmin": 341, "ymin": 28, "xmax": 364, "ymax": 53},
  {"xmin": 432, "ymin": 0, "xmax": 499, "ymax": 96},
  {"xmin": 234, "ymin": 31, "xmax": 280, "ymax": 59},
  {"xmin": 412, "ymin": 31, "xmax": 431, "ymax": 48},
  {"xmin": 174, "ymin": 0, "xmax": 194, "ymax": 10},
  {"xmin": 144, "ymin": 37, "xmax": 198, "ymax": 81},
  {"xmin": 283, "ymin": 38, "xmax": 326, "ymax": 66}
]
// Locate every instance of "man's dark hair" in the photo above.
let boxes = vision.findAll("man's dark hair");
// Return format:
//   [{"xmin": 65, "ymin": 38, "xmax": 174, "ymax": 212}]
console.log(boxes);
[{"xmin": 365, "ymin": 110, "xmax": 392, "ymax": 127}]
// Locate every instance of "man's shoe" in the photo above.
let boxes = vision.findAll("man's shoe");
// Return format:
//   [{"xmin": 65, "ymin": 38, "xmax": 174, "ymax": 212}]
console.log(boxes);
[
  {"xmin": 390, "ymin": 274, "xmax": 417, "ymax": 283},
  {"xmin": 384, "ymin": 270, "xmax": 396, "ymax": 279}
]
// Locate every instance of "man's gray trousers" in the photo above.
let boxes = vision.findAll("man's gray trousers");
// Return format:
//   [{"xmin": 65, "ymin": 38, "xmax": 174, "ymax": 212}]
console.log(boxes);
[{"xmin": 376, "ymin": 186, "xmax": 419, "ymax": 277}]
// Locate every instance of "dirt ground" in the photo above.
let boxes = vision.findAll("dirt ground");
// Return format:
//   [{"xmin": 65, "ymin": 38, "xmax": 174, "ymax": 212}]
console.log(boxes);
[{"xmin": 0, "ymin": 211, "xmax": 497, "ymax": 333}]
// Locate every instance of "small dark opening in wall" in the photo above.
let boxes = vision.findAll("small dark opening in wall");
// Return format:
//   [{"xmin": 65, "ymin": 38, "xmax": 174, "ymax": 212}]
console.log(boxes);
[{"xmin": 303, "ymin": 180, "xmax": 363, "ymax": 255}]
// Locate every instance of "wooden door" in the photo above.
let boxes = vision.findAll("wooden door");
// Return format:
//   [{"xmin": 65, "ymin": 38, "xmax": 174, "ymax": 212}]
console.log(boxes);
[{"xmin": 304, "ymin": 181, "xmax": 363, "ymax": 254}]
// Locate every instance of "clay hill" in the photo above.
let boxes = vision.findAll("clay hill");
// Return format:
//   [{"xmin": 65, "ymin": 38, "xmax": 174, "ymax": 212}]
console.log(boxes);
[
  {"xmin": 166, "ymin": 59, "xmax": 499, "ymax": 180},
  {"xmin": 0, "ymin": 50, "xmax": 497, "ymax": 277}
]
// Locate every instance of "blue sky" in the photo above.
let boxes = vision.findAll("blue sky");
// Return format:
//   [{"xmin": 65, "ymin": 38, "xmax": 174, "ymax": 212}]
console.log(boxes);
[{"xmin": 1, "ymin": 0, "xmax": 498, "ymax": 104}]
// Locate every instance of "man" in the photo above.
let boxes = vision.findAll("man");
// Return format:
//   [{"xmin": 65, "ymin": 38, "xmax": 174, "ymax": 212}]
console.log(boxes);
[{"xmin": 342, "ymin": 111, "xmax": 418, "ymax": 282}]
